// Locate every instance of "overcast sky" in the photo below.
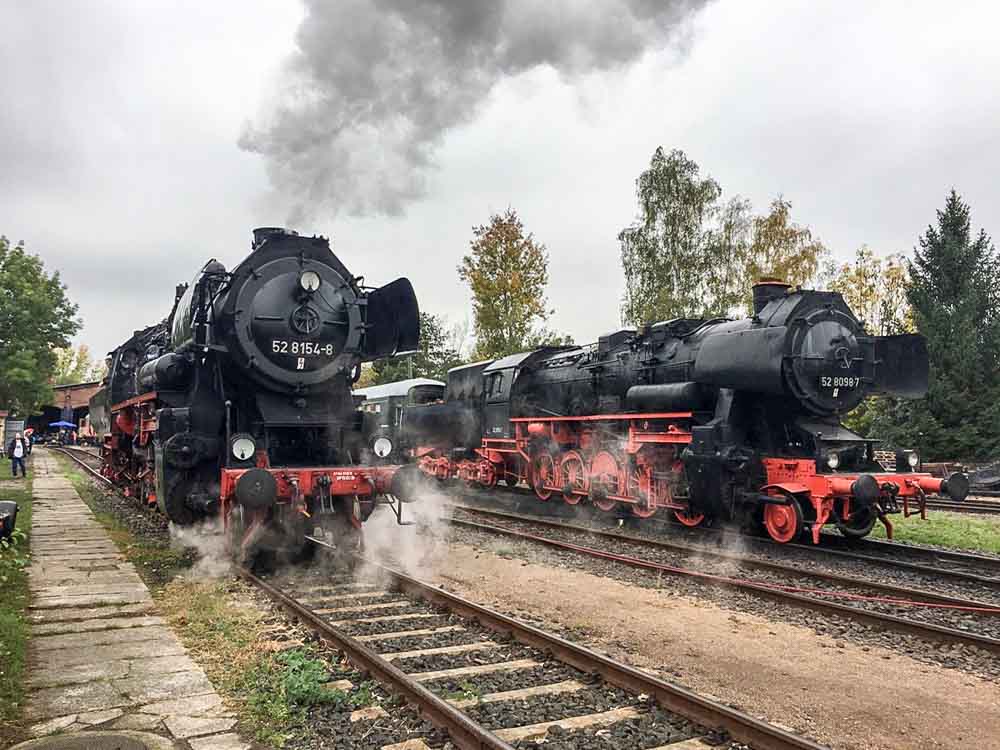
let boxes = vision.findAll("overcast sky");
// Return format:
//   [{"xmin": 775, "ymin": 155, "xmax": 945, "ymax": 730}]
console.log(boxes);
[{"xmin": 2, "ymin": 0, "xmax": 998, "ymax": 361}]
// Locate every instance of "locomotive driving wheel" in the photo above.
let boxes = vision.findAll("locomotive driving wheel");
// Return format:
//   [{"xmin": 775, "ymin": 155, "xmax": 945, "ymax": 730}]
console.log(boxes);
[
  {"xmin": 559, "ymin": 450, "xmax": 588, "ymax": 505},
  {"xmin": 589, "ymin": 450, "xmax": 624, "ymax": 512},
  {"xmin": 478, "ymin": 461, "xmax": 499, "ymax": 489},
  {"xmin": 628, "ymin": 465, "xmax": 658, "ymax": 518},
  {"xmin": 667, "ymin": 461, "xmax": 704, "ymax": 526},
  {"xmin": 763, "ymin": 490, "xmax": 805, "ymax": 543},
  {"xmin": 631, "ymin": 497, "xmax": 657, "ymax": 518},
  {"xmin": 532, "ymin": 451, "xmax": 556, "ymax": 501},
  {"xmin": 673, "ymin": 508, "xmax": 706, "ymax": 527}
]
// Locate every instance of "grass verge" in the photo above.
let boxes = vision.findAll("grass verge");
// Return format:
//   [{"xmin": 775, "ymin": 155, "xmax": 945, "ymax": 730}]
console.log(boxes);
[
  {"xmin": 0, "ymin": 463, "xmax": 33, "ymax": 747},
  {"xmin": 870, "ymin": 509, "xmax": 1000, "ymax": 554},
  {"xmin": 158, "ymin": 580, "xmax": 373, "ymax": 747}
]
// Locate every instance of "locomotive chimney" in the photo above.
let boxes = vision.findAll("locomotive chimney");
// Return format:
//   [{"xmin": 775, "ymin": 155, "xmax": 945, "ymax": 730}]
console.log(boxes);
[
  {"xmin": 252, "ymin": 227, "xmax": 286, "ymax": 249},
  {"xmin": 752, "ymin": 278, "xmax": 791, "ymax": 315}
]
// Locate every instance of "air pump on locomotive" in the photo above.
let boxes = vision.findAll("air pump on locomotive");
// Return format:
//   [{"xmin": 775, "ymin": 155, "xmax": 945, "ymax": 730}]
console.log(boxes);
[
  {"xmin": 89, "ymin": 227, "xmax": 422, "ymax": 564},
  {"xmin": 402, "ymin": 280, "xmax": 970, "ymax": 543}
]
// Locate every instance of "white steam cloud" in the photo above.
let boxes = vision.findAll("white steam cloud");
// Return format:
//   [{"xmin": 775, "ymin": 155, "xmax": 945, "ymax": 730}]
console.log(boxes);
[
  {"xmin": 170, "ymin": 518, "xmax": 233, "ymax": 579},
  {"xmin": 355, "ymin": 482, "xmax": 453, "ymax": 584},
  {"xmin": 240, "ymin": 0, "xmax": 711, "ymax": 221}
]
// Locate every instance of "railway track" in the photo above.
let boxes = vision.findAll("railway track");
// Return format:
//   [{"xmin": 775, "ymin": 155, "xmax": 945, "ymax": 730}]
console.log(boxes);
[
  {"xmin": 246, "ymin": 549, "xmax": 827, "ymax": 750},
  {"xmin": 924, "ymin": 496, "xmax": 1000, "ymax": 515},
  {"xmin": 445, "ymin": 504, "xmax": 1000, "ymax": 659},
  {"xmin": 796, "ymin": 530, "xmax": 1000, "ymax": 581},
  {"xmin": 49, "ymin": 445, "xmax": 110, "ymax": 484},
  {"xmin": 457, "ymin": 483, "xmax": 1000, "ymax": 584}
]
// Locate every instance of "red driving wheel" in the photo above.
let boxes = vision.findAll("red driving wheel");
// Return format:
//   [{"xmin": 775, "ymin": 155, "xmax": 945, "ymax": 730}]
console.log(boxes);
[
  {"xmin": 631, "ymin": 501, "xmax": 657, "ymax": 519},
  {"xmin": 532, "ymin": 452, "xmax": 556, "ymax": 501},
  {"xmin": 673, "ymin": 508, "xmax": 705, "ymax": 527},
  {"xmin": 589, "ymin": 450, "xmax": 622, "ymax": 512},
  {"xmin": 479, "ymin": 461, "xmax": 498, "ymax": 489},
  {"xmin": 763, "ymin": 493, "xmax": 804, "ymax": 543},
  {"xmin": 559, "ymin": 450, "xmax": 588, "ymax": 505}
]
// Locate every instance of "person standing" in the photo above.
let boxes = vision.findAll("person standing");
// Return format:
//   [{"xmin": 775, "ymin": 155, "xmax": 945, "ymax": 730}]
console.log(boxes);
[{"xmin": 8, "ymin": 432, "xmax": 27, "ymax": 478}]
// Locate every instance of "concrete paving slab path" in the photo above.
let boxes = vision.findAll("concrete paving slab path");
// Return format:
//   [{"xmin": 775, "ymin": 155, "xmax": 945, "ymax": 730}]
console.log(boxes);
[{"xmin": 23, "ymin": 450, "xmax": 252, "ymax": 748}]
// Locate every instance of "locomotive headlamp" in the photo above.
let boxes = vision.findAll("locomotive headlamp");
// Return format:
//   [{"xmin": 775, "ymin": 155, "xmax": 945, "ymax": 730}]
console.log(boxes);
[
  {"xmin": 373, "ymin": 437, "xmax": 393, "ymax": 458},
  {"xmin": 895, "ymin": 449, "xmax": 919, "ymax": 472},
  {"xmin": 826, "ymin": 452, "xmax": 840, "ymax": 470},
  {"xmin": 231, "ymin": 435, "xmax": 256, "ymax": 461},
  {"xmin": 299, "ymin": 270, "xmax": 321, "ymax": 292}
]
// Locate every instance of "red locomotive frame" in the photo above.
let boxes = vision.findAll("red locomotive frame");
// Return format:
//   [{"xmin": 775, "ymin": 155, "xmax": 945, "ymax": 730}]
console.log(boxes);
[
  {"xmin": 219, "ymin": 454, "xmax": 400, "ymax": 530},
  {"xmin": 100, "ymin": 392, "xmax": 160, "ymax": 505},
  {"xmin": 416, "ymin": 412, "xmax": 950, "ymax": 543},
  {"xmin": 103, "ymin": 392, "xmax": 407, "ymax": 531}
]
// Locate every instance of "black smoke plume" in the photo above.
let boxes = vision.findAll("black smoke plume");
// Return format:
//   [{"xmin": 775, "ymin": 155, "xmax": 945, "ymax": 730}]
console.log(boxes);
[{"xmin": 240, "ymin": 0, "xmax": 711, "ymax": 221}]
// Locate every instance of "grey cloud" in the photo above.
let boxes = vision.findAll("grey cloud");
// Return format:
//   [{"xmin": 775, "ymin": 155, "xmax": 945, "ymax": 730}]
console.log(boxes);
[{"xmin": 239, "ymin": 0, "xmax": 709, "ymax": 221}]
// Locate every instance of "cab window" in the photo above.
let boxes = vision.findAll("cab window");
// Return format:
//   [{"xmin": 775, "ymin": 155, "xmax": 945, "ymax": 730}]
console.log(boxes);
[{"xmin": 486, "ymin": 372, "xmax": 505, "ymax": 397}]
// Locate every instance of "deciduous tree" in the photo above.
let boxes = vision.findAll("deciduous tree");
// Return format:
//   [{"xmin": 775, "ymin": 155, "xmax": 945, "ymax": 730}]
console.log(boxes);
[
  {"xmin": 827, "ymin": 246, "xmax": 912, "ymax": 337},
  {"xmin": 736, "ymin": 199, "xmax": 828, "ymax": 314},
  {"xmin": 459, "ymin": 209, "xmax": 570, "ymax": 360},
  {"xmin": 619, "ymin": 149, "xmax": 828, "ymax": 324},
  {"xmin": 620, "ymin": 148, "xmax": 724, "ymax": 324},
  {"xmin": 0, "ymin": 236, "xmax": 80, "ymax": 415},
  {"xmin": 53, "ymin": 344, "xmax": 106, "ymax": 385}
]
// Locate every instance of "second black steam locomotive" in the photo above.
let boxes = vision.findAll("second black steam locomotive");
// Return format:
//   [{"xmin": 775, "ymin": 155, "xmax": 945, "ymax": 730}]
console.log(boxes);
[
  {"xmin": 390, "ymin": 281, "xmax": 968, "ymax": 543},
  {"xmin": 90, "ymin": 227, "xmax": 421, "ymax": 564}
]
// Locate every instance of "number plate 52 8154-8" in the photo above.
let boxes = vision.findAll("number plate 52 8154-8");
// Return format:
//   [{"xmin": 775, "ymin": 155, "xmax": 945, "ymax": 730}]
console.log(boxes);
[{"xmin": 271, "ymin": 340, "xmax": 335, "ymax": 356}]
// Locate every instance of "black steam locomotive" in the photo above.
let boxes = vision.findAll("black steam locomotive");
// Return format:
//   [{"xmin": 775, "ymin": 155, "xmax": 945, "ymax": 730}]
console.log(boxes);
[
  {"xmin": 90, "ymin": 227, "xmax": 421, "ymax": 564},
  {"xmin": 403, "ymin": 281, "xmax": 969, "ymax": 543}
]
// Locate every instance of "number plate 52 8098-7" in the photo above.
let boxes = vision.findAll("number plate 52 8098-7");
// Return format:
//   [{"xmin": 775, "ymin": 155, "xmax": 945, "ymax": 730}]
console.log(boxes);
[{"xmin": 820, "ymin": 375, "xmax": 860, "ymax": 390}]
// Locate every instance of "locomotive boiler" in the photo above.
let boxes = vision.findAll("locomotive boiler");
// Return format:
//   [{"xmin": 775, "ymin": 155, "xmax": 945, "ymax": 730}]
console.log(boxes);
[
  {"xmin": 405, "ymin": 281, "xmax": 969, "ymax": 543},
  {"xmin": 90, "ymin": 227, "xmax": 421, "ymax": 565}
]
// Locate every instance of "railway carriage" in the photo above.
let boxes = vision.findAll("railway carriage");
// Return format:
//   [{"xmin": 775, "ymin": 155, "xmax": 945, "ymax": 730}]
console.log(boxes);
[
  {"xmin": 404, "ymin": 281, "xmax": 969, "ymax": 543},
  {"xmin": 353, "ymin": 378, "xmax": 445, "ymax": 463}
]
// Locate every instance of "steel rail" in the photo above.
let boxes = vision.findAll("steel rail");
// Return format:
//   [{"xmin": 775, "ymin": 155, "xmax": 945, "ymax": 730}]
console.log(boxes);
[
  {"xmin": 449, "ymin": 515, "xmax": 1000, "ymax": 655},
  {"xmin": 244, "ymin": 561, "xmax": 828, "ymax": 750},
  {"xmin": 923, "ymin": 498, "xmax": 1000, "ymax": 515},
  {"xmin": 812, "ymin": 535, "xmax": 1000, "ymax": 576},
  {"xmin": 455, "ymin": 486, "xmax": 1000, "ymax": 586},
  {"xmin": 241, "ymin": 568, "xmax": 516, "ymax": 750},
  {"xmin": 49, "ymin": 446, "xmax": 111, "ymax": 486},
  {"xmin": 446, "ymin": 504, "xmax": 1000, "ymax": 609},
  {"xmin": 384, "ymin": 561, "xmax": 828, "ymax": 750}
]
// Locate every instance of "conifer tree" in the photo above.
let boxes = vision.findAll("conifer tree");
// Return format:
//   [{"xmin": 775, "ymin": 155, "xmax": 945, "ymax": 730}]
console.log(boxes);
[{"xmin": 877, "ymin": 191, "xmax": 1000, "ymax": 458}]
